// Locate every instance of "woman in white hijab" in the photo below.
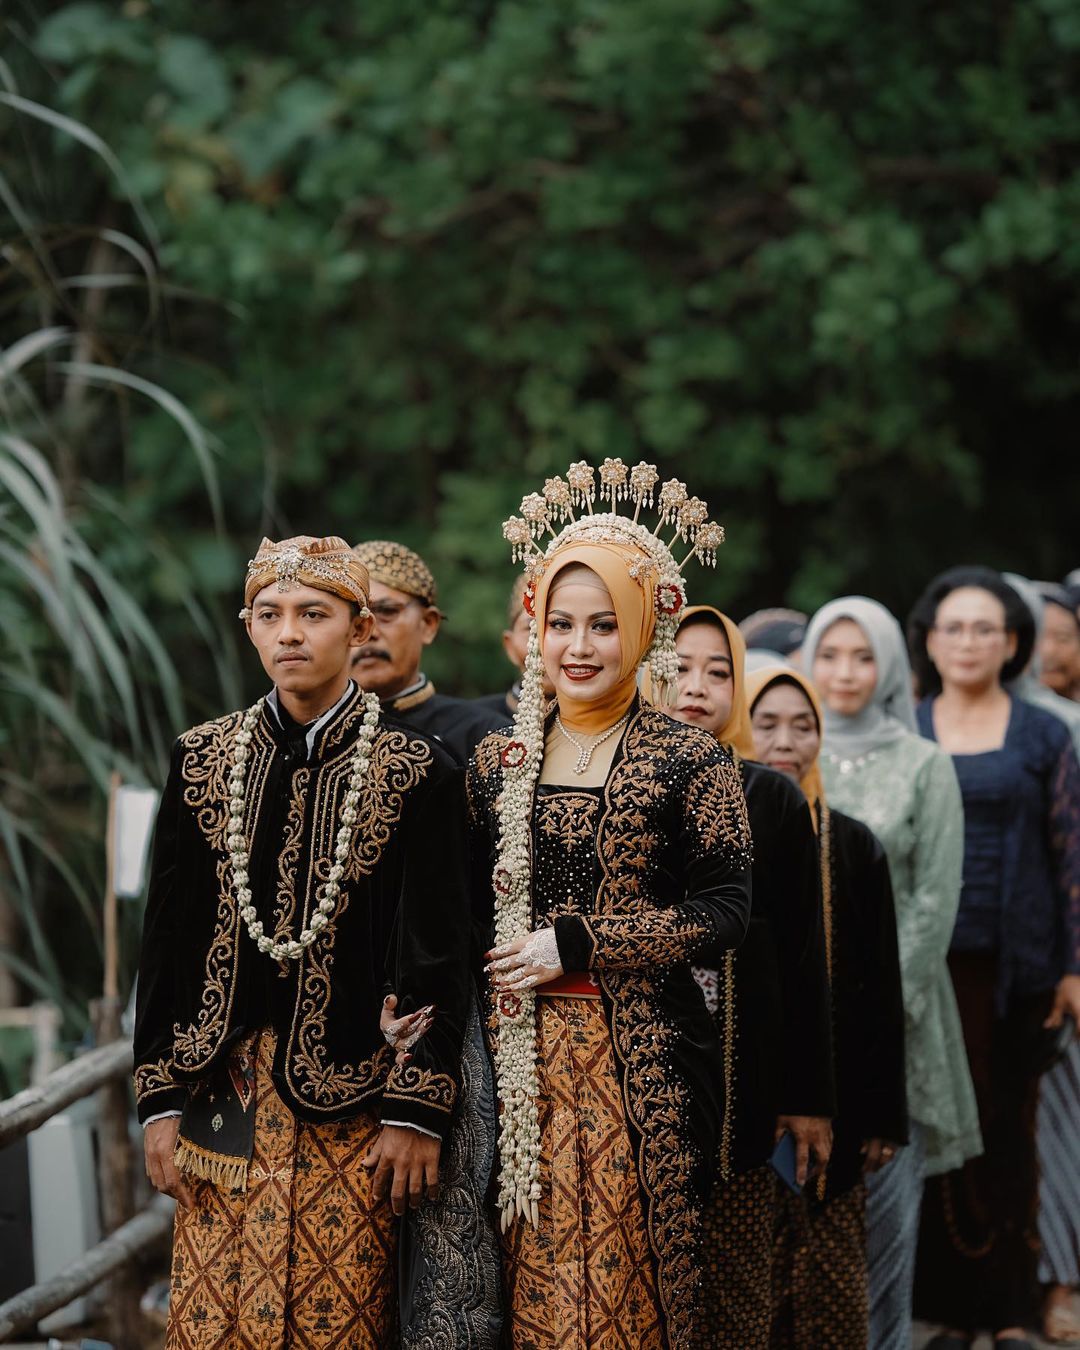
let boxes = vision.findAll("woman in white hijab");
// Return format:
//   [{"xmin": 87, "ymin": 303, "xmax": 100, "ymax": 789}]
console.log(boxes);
[{"xmin": 804, "ymin": 597, "xmax": 981, "ymax": 1350}]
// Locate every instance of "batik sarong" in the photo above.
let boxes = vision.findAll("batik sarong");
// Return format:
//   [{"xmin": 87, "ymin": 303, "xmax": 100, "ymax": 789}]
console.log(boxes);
[
  {"xmin": 771, "ymin": 1183, "xmax": 868, "ymax": 1350},
  {"xmin": 693, "ymin": 1163, "xmax": 777, "ymax": 1349},
  {"xmin": 501, "ymin": 996, "xmax": 665, "ymax": 1350},
  {"xmin": 166, "ymin": 1030, "xmax": 395, "ymax": 1349}
]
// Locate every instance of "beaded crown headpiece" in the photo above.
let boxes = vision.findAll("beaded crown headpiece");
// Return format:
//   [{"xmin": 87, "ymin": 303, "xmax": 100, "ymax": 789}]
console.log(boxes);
[
  {"xmin": 502, "ymin": 458, "xmax": 724, "ymax": 705},
  {"xmin": 240, "ymin": 535, "xmax": 371, "ymax": 616}
]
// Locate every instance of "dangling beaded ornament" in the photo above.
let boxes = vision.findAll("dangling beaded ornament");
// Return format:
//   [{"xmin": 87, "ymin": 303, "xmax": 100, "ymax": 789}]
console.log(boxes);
[{"xmin": 490, "ymin": 457, "xmax": 725, "ymax": 1230}]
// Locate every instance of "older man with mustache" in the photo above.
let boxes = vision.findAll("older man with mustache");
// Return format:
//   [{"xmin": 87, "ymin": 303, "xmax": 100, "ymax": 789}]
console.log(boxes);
[{"xmin": 351, "ymin": 539, "xmax": 505, "ymax": 763}]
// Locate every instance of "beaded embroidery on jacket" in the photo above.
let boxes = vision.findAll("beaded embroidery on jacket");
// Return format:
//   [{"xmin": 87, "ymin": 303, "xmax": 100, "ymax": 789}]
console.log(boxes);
[{"xmin": 492, "ymin": 457, "xmax": 726, "ymax": 1227}]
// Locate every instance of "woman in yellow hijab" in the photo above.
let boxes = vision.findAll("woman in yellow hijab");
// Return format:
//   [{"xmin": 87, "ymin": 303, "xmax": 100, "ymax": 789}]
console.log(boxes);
[
  {"xmin": 470, "ymin": 464, "xmax": 752, "ymax": 1350},
  {"xmin": 668, "ymin": 608, "xmax": 834, "ymax": 1350},
  {"xmin": 746, "ymin": 664, "xmax": 908, "ymax": 1350}
]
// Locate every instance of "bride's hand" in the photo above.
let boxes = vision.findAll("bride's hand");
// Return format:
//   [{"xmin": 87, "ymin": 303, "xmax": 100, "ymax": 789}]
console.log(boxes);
[{"xmin": 485, "ymin": 928, "xmax": 564, "ymax": 992}]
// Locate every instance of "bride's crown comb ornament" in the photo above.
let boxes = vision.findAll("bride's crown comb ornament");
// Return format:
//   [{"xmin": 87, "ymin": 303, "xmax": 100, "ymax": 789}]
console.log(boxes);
[
  {"xmin": 502, "ymin": 458, "xmax": 724, "ymax": 706},
  {"xmin": 490, "ymin": 459, "xmax": 724, "ymax": 1232}
]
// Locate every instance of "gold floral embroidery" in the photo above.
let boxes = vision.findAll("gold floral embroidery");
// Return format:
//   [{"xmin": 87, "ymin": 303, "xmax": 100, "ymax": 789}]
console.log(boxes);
[
  {"xmin": 383, "ymin": 1062, "xmax": 457, "ymax": 1115},
  {"xmin": 174, "ymin": 854, "xmax": 245, "ymax": 1072},
  {"xmin": 472, "ymin": 731, "xmax": 509, "ymax": 783},
  {"xmin": 272, "ymin": 769, "xmax": 309, "ymax": 954},
  {"xmin": 685, "ymin": 756, "xmax": 751, "ymax": 855},
  {"xmin": 172, "ymin": 712, "xmax": 276, "ymax": 1074},
  {"xmin": 286, "ymin": 727, "xmax": 438, "ymax": 1111},
  {"xmin": 180, "ymin": 711, "xmax": 275, "ymax": 853},
  {"xmin": 593, "ymin": 706, "xmax": 748, "ymax": 1347},
  {"xmin": 345, "ymin": 729, "xmax": 434, "ymax": 883},
  {"xmin": 536, "ymin": 793, "xmax": 599, "ymax": 850},
  {"xmin": 134, "ymin": 1053, "xmax": 178, "ymax": 1103},
  {"xmin": 584, "ymin": 911, "xmax": 712, "ymax": 970}
]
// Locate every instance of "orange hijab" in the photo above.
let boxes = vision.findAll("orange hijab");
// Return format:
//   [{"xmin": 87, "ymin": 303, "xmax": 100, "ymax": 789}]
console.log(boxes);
[
  {"xmin": 744, "ymin": 665, "xmax": 827, "ymax": 818},
  {"xmin": 533, "ymin": 541, "xmax": 658, "ymax": 734},
  {"xmin": 674, "ymin": 606, "xmax": 757, "ymax": 760}
]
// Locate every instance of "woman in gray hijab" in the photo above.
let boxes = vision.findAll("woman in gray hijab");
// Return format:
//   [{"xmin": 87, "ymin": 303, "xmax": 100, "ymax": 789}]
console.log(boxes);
[{"xmin": 804, "ymin": 597, "xmax": 980, "ymax": 1350}]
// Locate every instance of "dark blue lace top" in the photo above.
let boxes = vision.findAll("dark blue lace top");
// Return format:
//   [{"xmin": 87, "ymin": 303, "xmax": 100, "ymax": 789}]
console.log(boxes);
[{"xmin": 917, "ymin": 695, "xmax": 1080, "ymax": 1009}]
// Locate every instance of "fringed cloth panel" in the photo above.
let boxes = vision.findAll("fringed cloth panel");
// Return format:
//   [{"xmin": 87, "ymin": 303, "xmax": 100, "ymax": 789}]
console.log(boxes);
[{"xmin": 166, "ymin": 1029, "xmax": 395, "ymax": 1349}]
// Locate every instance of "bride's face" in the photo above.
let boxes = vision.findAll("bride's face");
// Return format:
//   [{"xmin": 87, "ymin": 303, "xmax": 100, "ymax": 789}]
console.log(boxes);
[{"xmin": 542, "ymin": 571, "xmax": 623, "ymax": 705}]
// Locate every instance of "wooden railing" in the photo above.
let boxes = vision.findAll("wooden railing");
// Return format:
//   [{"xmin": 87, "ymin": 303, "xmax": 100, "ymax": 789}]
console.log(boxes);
[{"xmin": 0, "ymin": 1002, "xmax": 172, "ymax": 1347}]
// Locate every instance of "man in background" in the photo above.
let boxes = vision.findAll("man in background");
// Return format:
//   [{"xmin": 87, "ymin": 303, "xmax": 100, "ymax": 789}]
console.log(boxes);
[{"xmin": 351, "ymin": 539, "xmax": 503, "ymax": 763}]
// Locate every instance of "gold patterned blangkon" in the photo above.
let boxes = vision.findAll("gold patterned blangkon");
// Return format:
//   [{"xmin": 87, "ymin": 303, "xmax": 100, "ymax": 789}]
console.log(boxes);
[
  {"xmin": 243, "ymin": 535, "xmax": 371, "ymax": 609},
  {"xmin": 352, "ymin": 539, "xmax": 438, "ymax": 607}
]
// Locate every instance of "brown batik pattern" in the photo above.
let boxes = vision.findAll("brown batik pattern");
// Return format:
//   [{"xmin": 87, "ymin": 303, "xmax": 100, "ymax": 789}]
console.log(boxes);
[
  {"xmin": 167, "ymin": 1031, "xmax": 396, "ymax": 1350},
  {"xmin": 770, "ymin": 1184, "xmax": 868, "ymax": 1350},
  {"xmin": 502, "ymin": 998, "xmax": 665, "ymax": 1350},
  {"xmin": 693, "ymin": 1163, "xmax": 777, "ymax": 1350}
]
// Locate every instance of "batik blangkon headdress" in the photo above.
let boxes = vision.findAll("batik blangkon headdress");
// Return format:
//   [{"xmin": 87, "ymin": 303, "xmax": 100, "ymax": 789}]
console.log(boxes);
[{"xmin": 240, "ymin": 535, "xmax": 371, "ymax": 617}]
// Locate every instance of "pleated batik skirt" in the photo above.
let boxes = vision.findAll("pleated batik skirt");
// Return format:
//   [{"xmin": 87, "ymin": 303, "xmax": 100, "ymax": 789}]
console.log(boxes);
[
  {"xmin": 166, "ymin": 1031, "xmax": 396, "ymax": 1350},
  {"xmin": 500, "ymin": 996, "xmax": 665, "ymax": 1350}
]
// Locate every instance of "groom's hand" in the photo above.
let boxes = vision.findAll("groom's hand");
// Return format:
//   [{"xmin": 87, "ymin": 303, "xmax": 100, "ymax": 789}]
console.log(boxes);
[
  {"xmin": 144, "ymin": 1116, "xmax": 194, "ymax": 1208},
  {"xmin": 364, "ymin": 1124, "xmax": 441, "ymax": 1214}
]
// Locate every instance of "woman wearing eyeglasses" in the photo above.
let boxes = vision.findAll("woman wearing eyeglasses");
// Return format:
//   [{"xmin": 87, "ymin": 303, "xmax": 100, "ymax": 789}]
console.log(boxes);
[{"xmin": 907, "ymin": 565, "xmax": 1080, "ymax": 1350}]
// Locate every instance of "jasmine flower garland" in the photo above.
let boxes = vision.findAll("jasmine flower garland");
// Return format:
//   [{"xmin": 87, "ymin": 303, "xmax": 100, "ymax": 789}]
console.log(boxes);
[{"xmin": 228, "ymin": 689, "xmax": 382, "ymax": 962}]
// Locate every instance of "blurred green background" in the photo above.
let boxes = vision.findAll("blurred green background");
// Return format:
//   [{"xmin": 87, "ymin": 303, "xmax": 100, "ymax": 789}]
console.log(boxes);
[{"xmin": 2, "ymin": 0, "xmax": 1079, "ymax": 1025}]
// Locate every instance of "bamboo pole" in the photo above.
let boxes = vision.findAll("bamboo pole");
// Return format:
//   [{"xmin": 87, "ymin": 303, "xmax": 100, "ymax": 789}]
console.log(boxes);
[
  {"xmin": 0, "ymin": 1041, "xmax": 131, "ymax": 1150},
  {"xmin": 103, "ymin": 772, "xmax": 121, "ymax": 1003},
  {"xmin": 0, "ymin": 1198, "xmax": 172, "ymax": 1342},
  {"xmin": 90, "ymin": 1001, "xmax": 139, "ymax": 1350}
]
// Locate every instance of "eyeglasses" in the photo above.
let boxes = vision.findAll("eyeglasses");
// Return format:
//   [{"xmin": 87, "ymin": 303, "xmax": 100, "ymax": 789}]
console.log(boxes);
[
  {"xmin": 932, "ymin": 622, "xmax": 1007, "ymax": 644},
  {"xmin": 368, "ymin": 600, "xmax": 421, "ymax": 623}
]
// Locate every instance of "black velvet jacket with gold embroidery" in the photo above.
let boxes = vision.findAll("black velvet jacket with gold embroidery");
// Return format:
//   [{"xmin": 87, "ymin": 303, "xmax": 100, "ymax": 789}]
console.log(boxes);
[
  {"xmin": 467, "ymin": 701, "xmax": 752, "ymax": 1349},
  {"xmin": 134, "ymin": 685, "xmax": 470, "ymax": 1139}
]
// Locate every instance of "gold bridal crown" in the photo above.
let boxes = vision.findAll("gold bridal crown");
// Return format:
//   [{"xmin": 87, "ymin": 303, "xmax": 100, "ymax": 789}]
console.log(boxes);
[{"xmin": 501, "ymin": 458, "xmax": 725, "ymax": 703}]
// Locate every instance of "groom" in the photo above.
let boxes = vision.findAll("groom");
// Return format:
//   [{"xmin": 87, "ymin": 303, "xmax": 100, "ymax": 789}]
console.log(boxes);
[{"xmin": 135, "ymin": 535, "xmax": 472, "ymax": 1347}]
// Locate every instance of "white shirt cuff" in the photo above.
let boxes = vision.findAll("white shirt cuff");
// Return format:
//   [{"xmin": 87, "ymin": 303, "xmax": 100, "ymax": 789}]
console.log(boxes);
[
  {"xmin": 142, "ymin": 1109, "xmax": 182, "ymax": 1129},
  {"xmin": 381, "ymin": 1118, "xmax": 440, "ymax": 1140}
]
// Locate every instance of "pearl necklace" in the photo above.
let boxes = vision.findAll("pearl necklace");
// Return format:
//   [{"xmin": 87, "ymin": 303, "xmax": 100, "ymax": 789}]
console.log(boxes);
[
  {"xmin": 554, "ymin": 712, "xmax": 630, "ymax": 774},
  {"xmin": 228, "ymin": 689, "xmax": 381, "ymax": 962}
]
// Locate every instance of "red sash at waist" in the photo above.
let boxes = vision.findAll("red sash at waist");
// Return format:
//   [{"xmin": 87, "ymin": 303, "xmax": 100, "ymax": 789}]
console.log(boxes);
[{"xmin": 538, "ymin": 972, "xmax": 601, "ymax": 998}]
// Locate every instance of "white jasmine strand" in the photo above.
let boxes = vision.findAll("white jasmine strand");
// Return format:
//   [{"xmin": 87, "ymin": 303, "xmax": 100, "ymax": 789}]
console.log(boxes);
[{"xmin": 229, "ymin": 690, "xmax": 381, "ymax": 962}]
